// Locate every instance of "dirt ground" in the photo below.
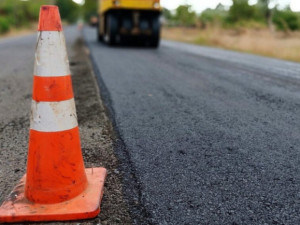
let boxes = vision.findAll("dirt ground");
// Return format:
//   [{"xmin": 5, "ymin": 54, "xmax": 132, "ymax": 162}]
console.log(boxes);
[
  {"xmin": 162, "ymin": 26, "xmax": 300, "ymax": 62},
  {"xmin": 0, "ymin": 24, "xmax": 36, "ymax": 40},
  {"xmin": 0, "ymin": 37, "xmax": 132, "ymax": 224}
]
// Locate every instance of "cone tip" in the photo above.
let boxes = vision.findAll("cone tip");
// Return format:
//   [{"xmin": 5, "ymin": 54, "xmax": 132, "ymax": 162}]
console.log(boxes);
[{"xmin": 38, "ymin": 5, "xmax": 62, "ymax": 31}]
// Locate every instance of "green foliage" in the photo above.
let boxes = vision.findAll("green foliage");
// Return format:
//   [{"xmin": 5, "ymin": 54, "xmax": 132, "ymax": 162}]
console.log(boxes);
[
  {"xmin": 173, "ymin": 4, "xmax": 197, "ymax": 26},
  {"xmin": 199, "ymin": 4, "xmax": 228, "ymax": 27},
  {"xmin": 55, "ymin": 0, "xmax": 80, "ymax": 23},
  {"xmin": 83, "ymin": 0, "xmax": 97, "ymax": 21},
  {"xmin": 0, "ymin": 0, "xmax": 300, "ymax": 33},
  {"xmin": 166, "ymin": 0, "xmax": 300, "ymax": 31},
  {"xmin": 162, "ymin": 8, "xmax": 173, "ymax": 21},
  {"xmin": 0, "ymin": 0, "xmax": 54, "ymax": 33},
  {"xmin": 256, "ymin": 0, "xmax": 271, "ymax": 20},
  {"xmin": 0, "ymin": 0, "xmax": 80, "ymax": 34},
  {"xmin": 227, "ymin": 0, "xmax": 256, "ymax": 23},
  {"xmin": 273, "ymin": 8, "xmax": 300, "ymax": 31},
  {"xmin": 0, "ymin": 16, "xmax": 10, "ymax": 33}
]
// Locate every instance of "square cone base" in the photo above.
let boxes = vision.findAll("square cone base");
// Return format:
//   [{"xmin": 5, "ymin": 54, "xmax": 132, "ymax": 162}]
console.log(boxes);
[{"xmin": 0, "ymin": 168, "xmax": 107, "ymax": 223}]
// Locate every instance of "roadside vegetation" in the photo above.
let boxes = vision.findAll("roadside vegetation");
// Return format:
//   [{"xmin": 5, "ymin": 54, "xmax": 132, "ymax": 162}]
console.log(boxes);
[
  {"xmin": 1, "ymin": 0, "xmax": 299, "ymax": 62},
  {"xmin": 162, "ymin": 0, "xmax": 300, "ymax": 62},
  {"xmin": 0, "ymin": 0, "xmax": 95, "ymax": 35}
]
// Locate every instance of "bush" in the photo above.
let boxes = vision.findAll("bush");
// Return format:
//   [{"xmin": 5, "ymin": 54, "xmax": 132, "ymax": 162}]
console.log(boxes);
[
  {"xmin": 273, "ymin": 8, "xmax": 300, "ymax": 31},
  {"xmin": 227, "ymin": 0, "xmax": 256, "ymax": 23},
  {"xmin": 0, "ymin": 16, "xmax": 10, "ymax": 33},
  {"xmin": 0, "ymin": 0, "xmax": 79, "ymax": 35},
  {"xmin": 55, "ymin": 0, "xmax": 80, "ymax": 23},
  {"xmin": 83, "ymin": 0, "xmax": 97, "ymax": 22},
  {"xmin": 174, "ymin": 4, "xmax": 197, "ymax": 26},
  {"xmin": 0, "ymin": 0, "xmax": 55, "ymax": 32},
  {"xmin": 199, "ymin": 4, "xmax": 228, "ymax": 27}
]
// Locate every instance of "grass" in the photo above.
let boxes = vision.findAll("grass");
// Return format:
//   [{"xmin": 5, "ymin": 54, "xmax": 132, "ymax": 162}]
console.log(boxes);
[
  {"xmin": 0, "ymin": 23, "xmax": 37, "ymax": 39},
  {"xmin": 162, "ymin": 26, "xmax": 300, "ymax": 63}
]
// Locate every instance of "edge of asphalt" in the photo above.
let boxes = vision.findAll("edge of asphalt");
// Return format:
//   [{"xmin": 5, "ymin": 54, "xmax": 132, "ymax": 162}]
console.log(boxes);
[
  {"xmin": 0, "ymin": 31, "xmax": 36, "ymax": 45},
  {"xmin": 82, "ymin": 29, "xmax": 156, "ymax": 225}
]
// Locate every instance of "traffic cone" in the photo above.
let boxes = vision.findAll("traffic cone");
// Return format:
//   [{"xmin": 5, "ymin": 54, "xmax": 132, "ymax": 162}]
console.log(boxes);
[{"xmin": 0, "ymin": 5, "xmax": 107, "ymax": 223}]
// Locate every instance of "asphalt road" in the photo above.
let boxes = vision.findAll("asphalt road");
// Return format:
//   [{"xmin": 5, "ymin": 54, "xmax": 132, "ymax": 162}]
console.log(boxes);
[
  {"xmin": 84, "ymin": 26, "xmax": 300, "ymax": 224},
  {"xmin": 0, "ymin": 32, "xmax": 38, "ymax": 204}
]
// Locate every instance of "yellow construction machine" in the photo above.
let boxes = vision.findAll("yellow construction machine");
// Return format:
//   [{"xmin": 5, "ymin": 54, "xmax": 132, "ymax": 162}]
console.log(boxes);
[{"xmin": 97, "ymin": 0, "xmax": 161, "ymax": 47}]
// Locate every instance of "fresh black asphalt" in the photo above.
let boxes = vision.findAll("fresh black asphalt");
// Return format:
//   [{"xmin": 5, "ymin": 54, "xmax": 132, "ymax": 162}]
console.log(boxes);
[{"xmin": 84, "ymin": 26, "xmax": 300, "ymax": 225}]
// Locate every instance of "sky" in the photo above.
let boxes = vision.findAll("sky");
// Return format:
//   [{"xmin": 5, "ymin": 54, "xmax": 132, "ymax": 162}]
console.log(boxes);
[{"xmin": 72, "ymin": 0, "xmax": 300, "ymax": 12}]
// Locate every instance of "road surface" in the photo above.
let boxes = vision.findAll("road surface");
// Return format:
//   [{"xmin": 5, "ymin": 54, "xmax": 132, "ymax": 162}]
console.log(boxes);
[{"xmin": 84, "ymin": 26, "xmax": 300, "ymax": 224}]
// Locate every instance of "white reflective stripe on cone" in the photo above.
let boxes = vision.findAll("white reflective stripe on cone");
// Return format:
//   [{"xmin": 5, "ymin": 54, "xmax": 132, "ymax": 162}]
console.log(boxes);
[
  {"xmin": 30, "ymin": 99, "xmax": 78, "ymax": 132},
  {"xmin": 34, "ymin": 31, "xmax": 71, "ymax": 77}
]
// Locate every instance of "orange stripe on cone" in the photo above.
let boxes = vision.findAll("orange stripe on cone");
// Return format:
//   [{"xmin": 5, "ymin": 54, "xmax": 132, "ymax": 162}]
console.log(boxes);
[
  {"xmin": 26, "ymin": 127, "xmax": 87, "ymax": 204},
  {"xmin": 0, "ymin": 5, "xmax": 106, "ymax": 223},
  {"xmin": 32, "ymin": 75, "xmax": 74, "ymax": 102},
  {"xmin": 38, "ymin": 5, "xmax": 62, "ymax": 31}
]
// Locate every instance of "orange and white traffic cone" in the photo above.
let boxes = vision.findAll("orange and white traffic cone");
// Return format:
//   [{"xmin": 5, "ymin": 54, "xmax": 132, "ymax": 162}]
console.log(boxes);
[{"xmin": 0, "ymin": 5, "xmax": 107, "ymax": 223}]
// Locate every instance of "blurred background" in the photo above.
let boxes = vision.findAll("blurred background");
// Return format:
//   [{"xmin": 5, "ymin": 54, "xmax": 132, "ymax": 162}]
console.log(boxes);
[
  {"xmin": 1, "ymin": 2, "xmax": 300, "ymax": 224},
  {"xmin": 0, "ymin": 0, "xmax": 300, "ymax": 61}
]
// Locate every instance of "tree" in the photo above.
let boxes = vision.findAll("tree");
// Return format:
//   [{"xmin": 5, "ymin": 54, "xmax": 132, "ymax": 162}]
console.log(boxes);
[
  {"xmin": 272, "ymin": 7, "xmax": 300, "ymax": 31},
  {"xmin": 199, "ymin": 4, "xmax": 227, "ymax": 28},
  {"xmin": 55, "ymin": 0, "xmax": 80, "ymax": 23},
  {"xmin": 257, "ymin": 0, "xmax": 273, "ymax": 28},
  {"xmin": 0, "ymin": 0, "xmax": 53, "ymax": 33},
  {"xmin": 162, "ymin": 7, "xmax": 173, "ymax": 21},
  {"xmin": 227, "ymin": 0, "xmax": 255, "ymax": 23},
  {"xmin": 83, "ymin": 0, "xmax": 97, "ymax": 21},
  {"xmin": 174, "ymin": 4, "xmax": 196, "ymax": 26}
]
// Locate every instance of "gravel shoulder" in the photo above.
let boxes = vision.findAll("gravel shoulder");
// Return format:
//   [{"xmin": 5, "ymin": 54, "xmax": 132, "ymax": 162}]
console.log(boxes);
[{"xmin": 70, "ymin": 37, "xmax": 132, "ymax": 225}]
